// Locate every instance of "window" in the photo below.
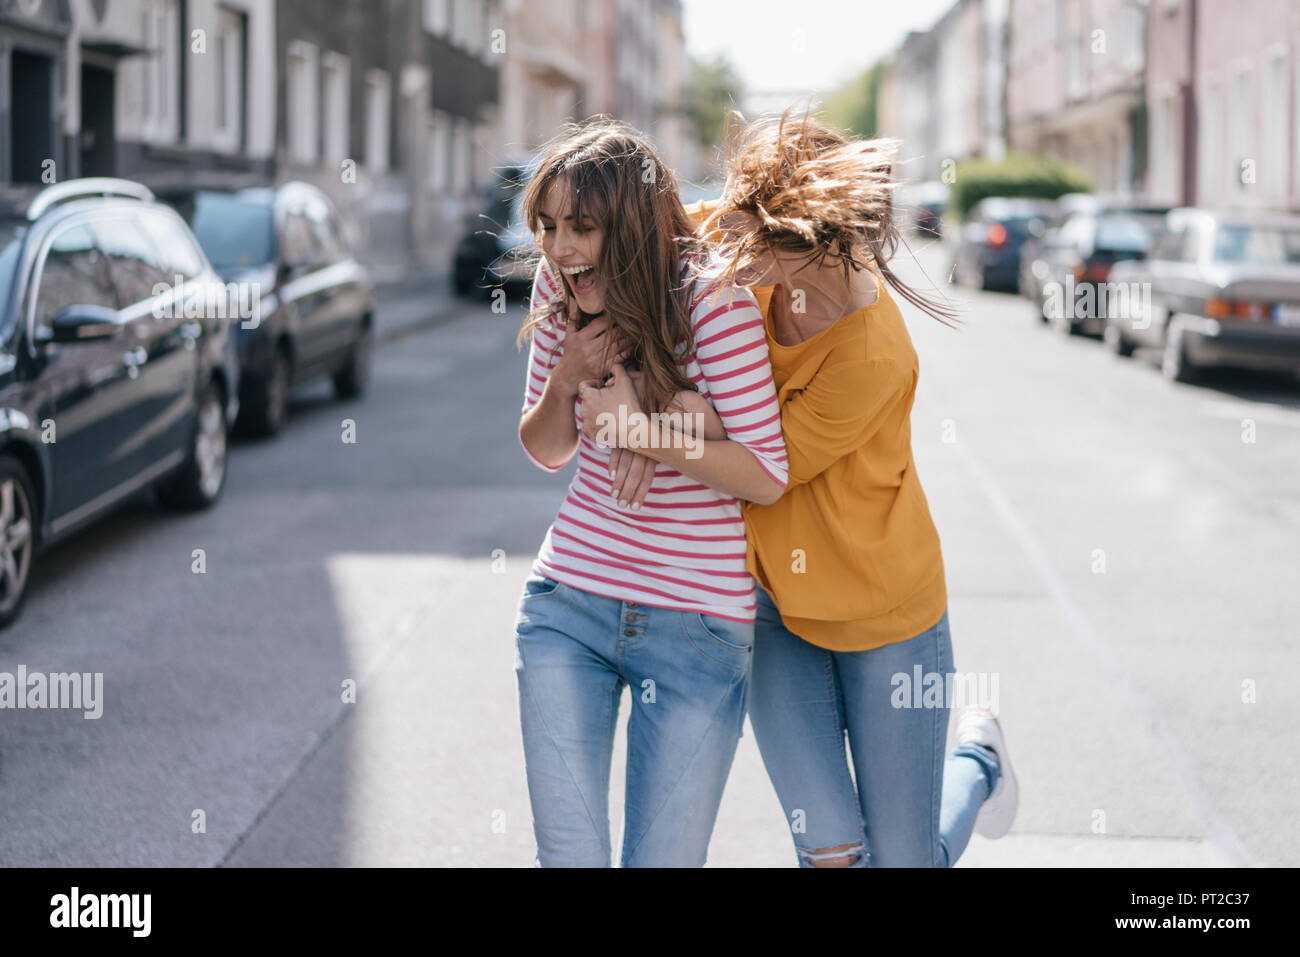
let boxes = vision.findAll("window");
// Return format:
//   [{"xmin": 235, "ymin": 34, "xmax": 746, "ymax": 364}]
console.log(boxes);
[
  {"xmin": 453, "ymin": 0, "xmax": 472, "ymax": 47},
  {"xmin": 214, "ymin": 7, "xmax": 246, "ymax": 152},
  {"xmin": 322, "ymin": 52, "xmax": 351, "ymax": 166},
  {"xmin": 279, "ymin": 202, "xmax": 321, "ymax": 267},
  {"xmin": 1125, "ymin": 1, "xmax": 1145, "ymax": 71},
  {"xmin": 137, "ymin": 208, "xmax": 207, "ymax": 280},
  {"xmin": 1068, "ymin": 31, "xmax": 1086, "ymax": 99},
  {"xmin": 94, "ymin": 217, "xmax": 172, "ymax": 307},
  {"xmin": 423, "ymin": 0, "xmax": 450, "ymax": 35},
  {"xmin": 1228, "ymin": 65, "xmax": 1253, "ymax": 198},
  {"xmin": 1151, "ymin": 93, "xmax": 1175, "ymax": 200},
  {"xmin": 303, "ymin": 193, "xmax": 347, "ymax": 261},
  {"xmin": 287, "ymin": 40, "xmax": 319, "ymax": 165},
  {"xmin": 365, "ymin": 70, "xmax": 391, "ymax": 173},
  {"xmin": 1213, "ymin": 224, "xmax": 1300, "ymax": 265},
  {"xmin": 141, "ymin": 0, "xmax": 180, "ymax": 143},
  {"xmin": 465, "ymin": 0, "xmax": 484, "ymax": 54},
  {"xmin": 34, "ymin": 224, "xmax": 118, "ymax": 338},
  {"xmin": 1265, "ymin": 52, "xmax": 1287, "ymax": 205},
  {"xmin": 1199, "ymin": 76, "xmax": 1221, "ymax": 205},
  {"xmin": 1295, "ymin": 32, "xmax": 1300, "ymax": 207}
]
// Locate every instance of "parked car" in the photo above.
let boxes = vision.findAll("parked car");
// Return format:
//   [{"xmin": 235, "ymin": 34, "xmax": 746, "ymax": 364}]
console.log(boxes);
[
  {"xmin": 1020, "ymin": 200, "xmax": 1169, "ymax": 316},
  {"xmin": 0, "ymin": 177, "xmax": 240, "ymax": 629},
  {"xmin": 1106, "ymin": 208, "xmax": 1300, "ymax": 382},
  {"xmin": 162, "ymin": 182, "xmax": 374, "ymax": 436},
  {"xmin": 453, "ymin": 166, "xmax": 535, "ymax": 298},
  {"xmin": 896, "ymin": 181, "xmax": 950, "ymax": 238},
  {"xmin": 954, "ymin": 197, "xmax": 1055, "ymax": 291},
  {"xmin": 1022, "ymin": 208, "xmax": 1162, "ymax": 334}
]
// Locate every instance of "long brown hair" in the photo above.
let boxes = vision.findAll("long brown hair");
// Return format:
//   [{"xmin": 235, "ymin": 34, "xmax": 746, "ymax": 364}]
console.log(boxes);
[
  {"xmin": 517, "ymin": 118, "xmax": 706, "ymax": 414},
  {"xmin": 703, "ymin": 108, "xmax": 959, "ymax": 326}
]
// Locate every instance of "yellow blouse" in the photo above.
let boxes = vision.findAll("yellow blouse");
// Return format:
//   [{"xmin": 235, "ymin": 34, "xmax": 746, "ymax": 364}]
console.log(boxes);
[{"xmin": 687, "ymin": 199, "xmax": 948, "ymax": 651}]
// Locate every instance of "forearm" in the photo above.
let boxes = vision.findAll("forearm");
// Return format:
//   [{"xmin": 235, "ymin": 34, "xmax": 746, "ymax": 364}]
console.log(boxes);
[
  {"xmin": 520, "ymin": 374, "xmax": 580, "ymax": 469},
  {"xmin": 628, "ymin": 418, "xmax": 784, "ymax": 505}
]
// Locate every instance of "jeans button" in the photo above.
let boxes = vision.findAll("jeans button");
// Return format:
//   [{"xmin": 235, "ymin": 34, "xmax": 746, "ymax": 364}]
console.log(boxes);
[
  {"xmin": 627, "ymin": 602, "xmax": 638, "ymax": 609},
  {"xmin": 624, "ymin": 629, "xmax": 637, "ymax": 637}
]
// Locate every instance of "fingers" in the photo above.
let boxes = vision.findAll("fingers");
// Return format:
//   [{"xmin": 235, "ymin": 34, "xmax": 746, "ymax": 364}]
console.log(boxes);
[
  {"xmin": 608, "ymin": 449, "xmax": 655, "ymax": 511},
  {"xmin": 627, "ymin": 454, "xmax": 655, "ymax": 510},
  {"xmin": 609, "ymin": 448, "xmax": 634, "ymax": 506}
]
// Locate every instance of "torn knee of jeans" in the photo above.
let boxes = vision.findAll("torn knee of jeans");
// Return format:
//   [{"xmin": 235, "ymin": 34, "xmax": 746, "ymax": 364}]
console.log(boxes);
[{"xmin": 799, "ymin": 842, "xmax": 865, "ymax": 867}]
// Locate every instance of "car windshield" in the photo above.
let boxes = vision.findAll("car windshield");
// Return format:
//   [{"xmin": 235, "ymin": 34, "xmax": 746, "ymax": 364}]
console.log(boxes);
[
  {"xmin": 174, "ymin": 193, "xmax": 275, "ymax": 269},
  {"xmin": 1213, "ymin": 224, "xmax": 1300, "ymax": 266},
  {"xmin": 1094, "ymin": 214, "xmax": 1152, "ymax": 253},
  {"xmin": 0, "ymin": 220, "xmax": 25, "ymax": 334},
  {"xmin": 996, "ymin": 215, "xmax": 1046, "ymax": 238}
]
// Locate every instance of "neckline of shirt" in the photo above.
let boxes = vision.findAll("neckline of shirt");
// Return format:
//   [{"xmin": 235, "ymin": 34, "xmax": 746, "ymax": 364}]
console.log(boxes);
[{"xmin": 761, "ymin": 268, "xmax": 884, "ymax": 352}]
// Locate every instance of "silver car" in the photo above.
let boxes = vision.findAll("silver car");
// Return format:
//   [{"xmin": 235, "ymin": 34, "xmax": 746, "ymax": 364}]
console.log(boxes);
[{"xmin": 1106, "ymin": 208, "xmax": 1300, "ymax": 382}]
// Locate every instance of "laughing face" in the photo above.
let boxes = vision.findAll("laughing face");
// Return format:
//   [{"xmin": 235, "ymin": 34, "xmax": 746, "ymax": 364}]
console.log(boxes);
[{"xmin": 538, "ymin": 179, "xmax": 606, "ymax": 317}]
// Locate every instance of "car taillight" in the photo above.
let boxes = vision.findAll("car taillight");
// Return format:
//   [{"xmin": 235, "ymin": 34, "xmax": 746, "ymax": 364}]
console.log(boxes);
[
  {"xmin": 987, "ymin": 223, "xmax": 1008, "ymax": 247},
  {"xmin": 1204, "ymin": 298, "xmax": 1271, "ymax": 321}
]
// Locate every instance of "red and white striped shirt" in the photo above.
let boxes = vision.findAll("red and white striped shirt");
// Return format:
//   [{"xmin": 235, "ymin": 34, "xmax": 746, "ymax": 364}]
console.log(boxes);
[{"xmin": 519, "ymin": 255, "xmax": 788, "ymax": 622}]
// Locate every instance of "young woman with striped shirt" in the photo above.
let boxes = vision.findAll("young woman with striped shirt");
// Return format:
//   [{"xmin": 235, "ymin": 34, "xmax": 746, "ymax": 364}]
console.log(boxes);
[{"xmin": 513, "ymin": 120, "xmax": 787, "ymax": 867}]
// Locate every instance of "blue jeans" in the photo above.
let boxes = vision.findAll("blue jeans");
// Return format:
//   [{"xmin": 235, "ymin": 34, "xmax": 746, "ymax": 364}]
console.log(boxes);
[
  {"xmin": 513, "ymin": 573, "xmax": 753, "ymax": 867},
  {"xmin": 749, "ymin": 583, "xmax": 998, "ymax": 867}
]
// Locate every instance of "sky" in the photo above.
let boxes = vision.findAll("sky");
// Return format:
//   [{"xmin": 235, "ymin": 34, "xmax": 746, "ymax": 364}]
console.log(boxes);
[{"xmin": 682, "ymin": 0, "xmax": 959, "ymax": 103}]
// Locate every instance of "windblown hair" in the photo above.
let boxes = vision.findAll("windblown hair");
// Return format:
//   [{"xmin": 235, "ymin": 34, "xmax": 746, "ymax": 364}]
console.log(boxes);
[
  {"xmin": 703, "ymin": 108, "xmax": 959, "ymax": 326},
  {"xmin": 517, "ymin": 118, "xmax": 707, "ymax": 415}
]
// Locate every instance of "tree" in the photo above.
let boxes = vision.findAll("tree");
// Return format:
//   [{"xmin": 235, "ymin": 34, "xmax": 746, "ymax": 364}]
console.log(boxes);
[
  {"xmin": 823, "ymin": 60, "xmax": 883, "ymax": 138},
  {"xmin": 687, "ymin": 55, "xmax": 745, "ymax": 149}
]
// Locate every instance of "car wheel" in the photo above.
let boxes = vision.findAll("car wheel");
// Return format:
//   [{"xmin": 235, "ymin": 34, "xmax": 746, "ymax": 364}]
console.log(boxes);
[
  {"xmin": 1104, "ymin": 321, "xmax": 1135, "ymax": 357},
  {"xmin": 333, "ymin": 324, "xmax": 371, "ymax": 399},
  {"xmin": 1161, "ymin": 321, "xmax": 1199, "ymax": 383},
  {"xmin": 0, "ymin": 455, "xmax": 37, "ymax": 630},
  {"xmin": 242, "ymin": 347, "xmax": 290, "ymax": 437},
  {"xmin": 156, "ymin": 381, "xmax": 228, "ymax": 510}
]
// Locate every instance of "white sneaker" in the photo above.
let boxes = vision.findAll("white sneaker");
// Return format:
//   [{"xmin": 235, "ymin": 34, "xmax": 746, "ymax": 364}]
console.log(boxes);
[{"xmin": 955, "ymin": 707, "xmax": 1019, "ymax": 839}]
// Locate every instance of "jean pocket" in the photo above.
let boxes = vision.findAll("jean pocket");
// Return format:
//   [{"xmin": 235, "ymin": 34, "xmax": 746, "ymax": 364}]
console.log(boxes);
[
  {"xmin": 520, "ymin": 573, "xmax": 562, "ymax": 600},
  {"xmin": 683, "ymin": 612, "xmax": 754, "ymax": 672}
]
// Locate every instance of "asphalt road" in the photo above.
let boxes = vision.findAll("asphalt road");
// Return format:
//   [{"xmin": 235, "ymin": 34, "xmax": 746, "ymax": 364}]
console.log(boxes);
[{"xmin": 1, "ymin": 247, "xmax": 1296, "ymax": 867}]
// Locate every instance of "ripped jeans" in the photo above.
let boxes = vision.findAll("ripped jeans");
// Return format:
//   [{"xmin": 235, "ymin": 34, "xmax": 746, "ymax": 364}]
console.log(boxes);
[
  {"xmin": 749, "ymin": 583, "xmax": 998, "ymax": 867},
  {"xmin": 514, "ymin": 573, "xmax": 752, "ymax": 867}
]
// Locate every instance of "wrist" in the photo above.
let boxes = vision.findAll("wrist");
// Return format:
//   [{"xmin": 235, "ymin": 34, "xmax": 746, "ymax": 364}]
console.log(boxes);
[
  {"xmin": 626, "ymin": 416, "xmax": 673, "ymax": 462},
  {"xmin": 548, "ymin": 369, "xmax": 580, "ymax": 401}
]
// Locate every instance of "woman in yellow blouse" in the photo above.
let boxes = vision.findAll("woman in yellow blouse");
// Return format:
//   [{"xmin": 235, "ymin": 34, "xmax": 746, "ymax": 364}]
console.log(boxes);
[{"xmin": 607, "ymin": 111, "xmax": 1020, "ymax": 867}]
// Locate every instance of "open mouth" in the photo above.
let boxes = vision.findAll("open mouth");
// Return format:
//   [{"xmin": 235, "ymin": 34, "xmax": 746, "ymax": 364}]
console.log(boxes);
[{"xmin": 561, "ymin": 263, "xmax": 598, "ymax": 297}]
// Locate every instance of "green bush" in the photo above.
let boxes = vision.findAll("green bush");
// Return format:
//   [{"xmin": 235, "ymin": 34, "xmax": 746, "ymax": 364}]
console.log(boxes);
[{"xmin": 949, "ymin": 153, "xmax": 1092, "ymax": 220}]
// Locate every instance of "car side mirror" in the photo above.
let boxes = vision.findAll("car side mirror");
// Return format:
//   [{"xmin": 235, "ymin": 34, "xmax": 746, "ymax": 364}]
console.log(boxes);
[{"xmin": 44, "ymin": 304, "xmax": 121, "ymax": 344}]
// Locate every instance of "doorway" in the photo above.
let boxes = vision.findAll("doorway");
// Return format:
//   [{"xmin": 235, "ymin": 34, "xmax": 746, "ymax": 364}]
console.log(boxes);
[
  {"xmin": 80, "ymin": 63, "xmax": 116, "ymax": 177},
  {"xmin": 11, "ymin": 49, "xmax": 55, "ymax": 183}
]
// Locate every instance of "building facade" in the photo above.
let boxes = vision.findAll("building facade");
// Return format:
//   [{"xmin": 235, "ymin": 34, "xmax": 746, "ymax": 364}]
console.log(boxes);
[
  {"xmin": 496, "ymin": 0, "xmax": 692, "ymax": 178},
  {"xmin": 1006, "ymin": 0, "xmax": 1147, "ymax": 195},
  {"xmin": 0, "ymin": 0, "xmax": 274, "ymax": 188},
  {"xmin": 1147, "ymin": 0, "xmax": 1300, "ymax": 210},
  {"xmin": 275, "ymin": 0, "xmax": 502, "ymax": 277},
  {"xmin": 880, "ymin": 0, "xmax": 1007, "ymax": 184}
]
